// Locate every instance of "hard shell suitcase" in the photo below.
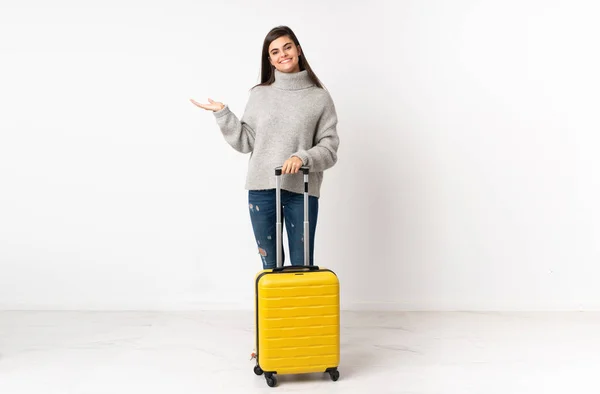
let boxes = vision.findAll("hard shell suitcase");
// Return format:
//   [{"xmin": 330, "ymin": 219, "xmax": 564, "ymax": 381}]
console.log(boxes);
[{"xmin": 252, "ymin": 166, "xmax": 340, "ymax": 387}]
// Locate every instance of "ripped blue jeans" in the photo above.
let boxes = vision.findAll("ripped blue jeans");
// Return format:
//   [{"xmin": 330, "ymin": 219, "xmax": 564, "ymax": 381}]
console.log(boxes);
[{"xmin": 248, "ymin": 189, "xmax": 319, "ymax": 269}]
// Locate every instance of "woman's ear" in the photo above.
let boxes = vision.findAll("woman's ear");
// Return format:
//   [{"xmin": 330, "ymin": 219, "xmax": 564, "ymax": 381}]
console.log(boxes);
[{"xmin": 297, "ymin": 45, "xmax": 302, "ymax": 57}]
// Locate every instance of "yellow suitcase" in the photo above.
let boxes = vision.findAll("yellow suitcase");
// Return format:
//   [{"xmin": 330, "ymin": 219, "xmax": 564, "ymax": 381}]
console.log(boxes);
[{"xmin": 252, "ymin": 167, "xmax": 340, "ymax": 387}]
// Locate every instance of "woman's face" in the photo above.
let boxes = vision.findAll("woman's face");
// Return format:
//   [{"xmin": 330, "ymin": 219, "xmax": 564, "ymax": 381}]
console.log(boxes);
[{"xmin": 268, "ymin": 35, "xmax": 301, "ymax": 73}]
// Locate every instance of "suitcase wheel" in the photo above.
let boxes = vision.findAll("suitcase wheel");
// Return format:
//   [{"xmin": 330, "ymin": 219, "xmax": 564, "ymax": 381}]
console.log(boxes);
[
  {"xmin": 265, "ymin": 372, "xmax": 277, "ymax": 387},
  {"xmin": 253, "ymin": 365, "xmax": 263, "ymax": 376},
  {"xmin": 328, "ymin": 368, "xmax": 340, "ymax": 381}
]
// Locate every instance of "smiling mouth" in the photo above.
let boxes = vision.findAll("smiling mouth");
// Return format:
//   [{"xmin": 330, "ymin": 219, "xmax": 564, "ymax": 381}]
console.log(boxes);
[{"xmin": 280, "ymin": 59, "xmax": 292, "ymax": 64}]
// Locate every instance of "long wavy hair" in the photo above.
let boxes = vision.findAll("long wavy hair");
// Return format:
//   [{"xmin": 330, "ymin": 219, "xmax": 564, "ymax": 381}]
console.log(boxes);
[{"xmin": 253, "ymin": 26, "xmax": 324, "ymax": 89}]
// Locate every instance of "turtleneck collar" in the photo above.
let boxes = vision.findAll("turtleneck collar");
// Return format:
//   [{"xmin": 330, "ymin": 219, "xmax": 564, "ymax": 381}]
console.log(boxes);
[{"xmin": 272, "ymin": 69, "xmax": 315, "ymax": 90}]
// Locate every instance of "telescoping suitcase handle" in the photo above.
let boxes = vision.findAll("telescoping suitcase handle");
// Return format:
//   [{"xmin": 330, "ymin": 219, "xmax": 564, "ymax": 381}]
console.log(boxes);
[{"xmin": 273, "ymin": 166, "xmax": 316, "ymax": 270}]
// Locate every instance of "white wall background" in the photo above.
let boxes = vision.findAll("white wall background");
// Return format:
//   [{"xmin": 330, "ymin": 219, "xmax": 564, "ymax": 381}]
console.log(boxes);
[{"xmin": 1, "ymin": 0, "xmax": 598, "ymax": 311}]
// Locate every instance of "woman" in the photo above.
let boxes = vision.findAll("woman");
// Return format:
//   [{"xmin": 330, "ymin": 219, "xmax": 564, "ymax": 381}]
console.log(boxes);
[{"xmin": 190, "ymin": 25, "xmax": 339, "ymax": 269}]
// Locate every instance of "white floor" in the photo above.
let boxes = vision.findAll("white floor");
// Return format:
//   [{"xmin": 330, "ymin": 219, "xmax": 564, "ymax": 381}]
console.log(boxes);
[{"xmin": 1, "ymin": 311, "xmax": 599, "ymax": 393}]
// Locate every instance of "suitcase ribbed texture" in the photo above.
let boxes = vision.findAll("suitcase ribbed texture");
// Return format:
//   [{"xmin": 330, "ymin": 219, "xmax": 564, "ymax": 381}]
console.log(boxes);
[{"xmin": 256, "ymin": 269, "xmax": 340, "ymax": 374}]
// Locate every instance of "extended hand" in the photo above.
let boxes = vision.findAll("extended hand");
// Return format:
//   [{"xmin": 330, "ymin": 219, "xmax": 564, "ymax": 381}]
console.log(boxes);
[
  {"xmin": 190, "ymin": 98, "xmax": 225, "ymax": 112},
  {"xmin": 282, "ymin": 156, "xmax": 303, "ymax": 174}
]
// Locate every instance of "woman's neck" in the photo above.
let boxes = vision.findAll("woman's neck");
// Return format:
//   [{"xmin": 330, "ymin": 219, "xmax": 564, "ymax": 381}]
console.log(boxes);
[{"xmin": 272, "ymin": 69, "xmax": 315, "ymax": 90}]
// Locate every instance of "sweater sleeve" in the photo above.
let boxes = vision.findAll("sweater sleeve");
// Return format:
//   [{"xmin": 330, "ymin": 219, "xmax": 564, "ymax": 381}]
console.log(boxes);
[
  {"xmin": 291, "ymin": 93, "xmax": 340, "ymax": 172},
  {"xmin": 213, "ymin": 95, "xmax": 256, "ymax": 154}
]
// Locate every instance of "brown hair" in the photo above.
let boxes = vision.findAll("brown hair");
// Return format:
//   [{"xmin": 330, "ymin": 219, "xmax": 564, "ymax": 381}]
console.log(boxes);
[{"xmin": 254, "ymin": 26, "xmax": 324, "ymax": 89}]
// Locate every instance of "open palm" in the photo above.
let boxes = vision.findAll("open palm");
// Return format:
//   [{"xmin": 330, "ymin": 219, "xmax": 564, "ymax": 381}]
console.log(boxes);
[{"xmin": 190, "ymin": 98, "xmax": 224, "ymax": 112}]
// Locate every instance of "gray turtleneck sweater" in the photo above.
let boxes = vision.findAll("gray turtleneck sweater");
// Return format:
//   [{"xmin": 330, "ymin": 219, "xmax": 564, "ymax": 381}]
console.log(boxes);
[{"xmin": 213, "ymin": 69, "xmax": 339, "ymax": 198}]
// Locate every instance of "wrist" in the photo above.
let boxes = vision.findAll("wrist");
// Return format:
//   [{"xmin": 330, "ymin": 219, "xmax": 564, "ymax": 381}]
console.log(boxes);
[{"xmin": 291, "ymin": 155, "xmax": 305, "ymax": 165}]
